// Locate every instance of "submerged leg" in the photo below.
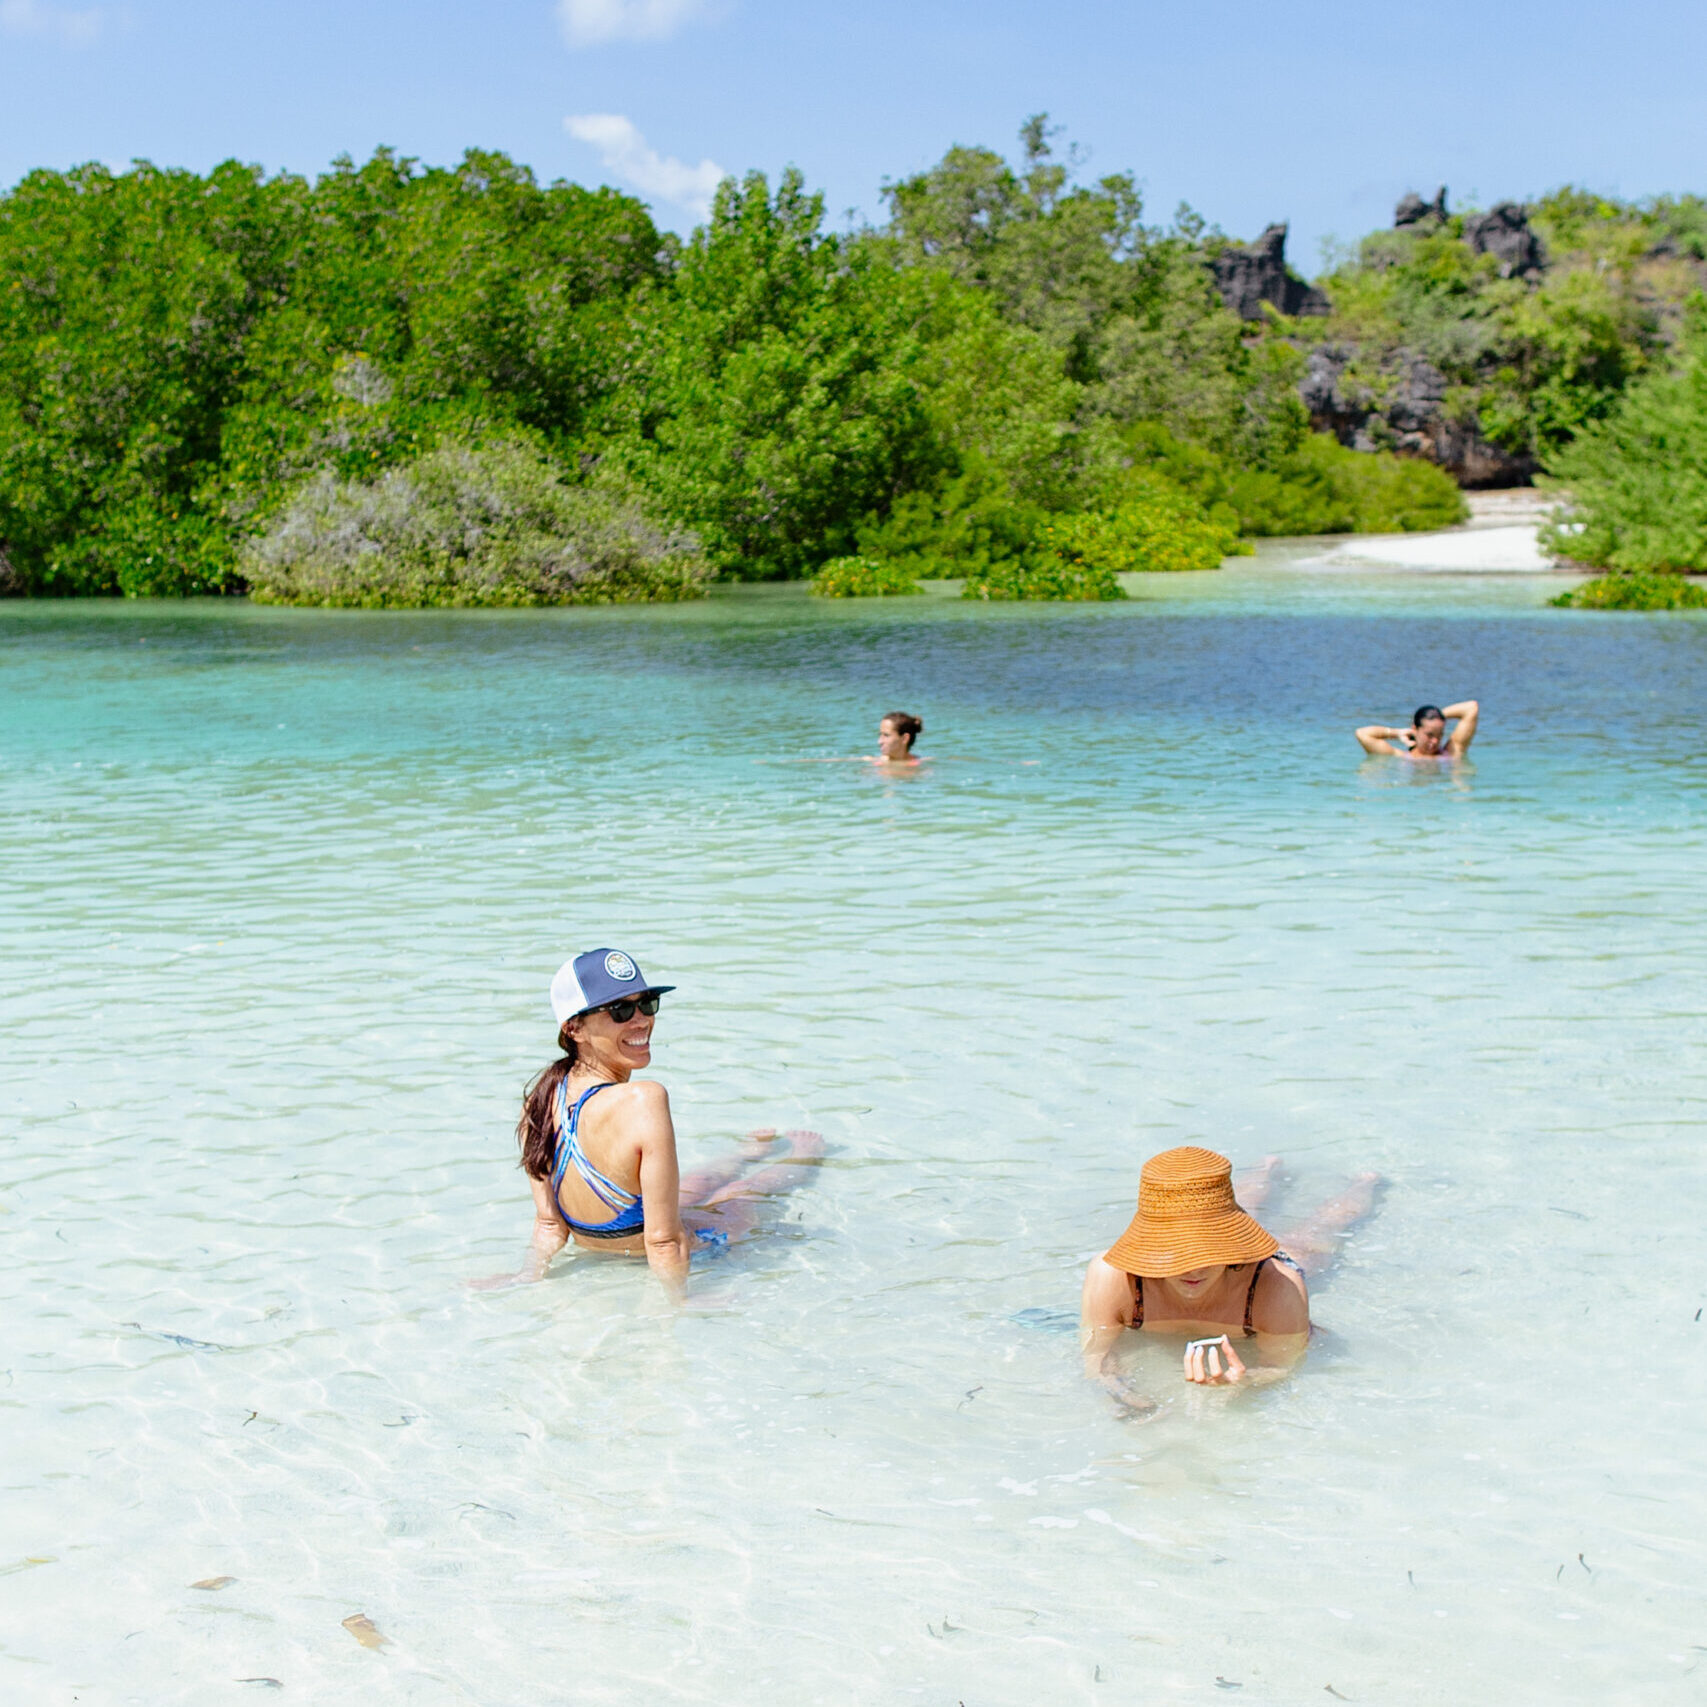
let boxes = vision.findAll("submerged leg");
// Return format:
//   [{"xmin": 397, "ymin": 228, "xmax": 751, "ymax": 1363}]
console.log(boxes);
[
  {"xmin": 1233, "ymin": 1154, "xmax": 1283, "ymax": 1212},
  {"xmin": 684, "ymin": 1198, "xmax": 761, "ymax": 1244},
  {"xmin": 682, "ymin": 1131, "xmax": 823, "ymax": 1250},
  {"xmin": 1285, "ymin": 1172, "xmax": 1382, "ymax": 1278},
  {"xmin": 699, "ymin": 1129, "xmax": 824, "ymax": 1208},
  {"xmin": 677, "ymin": 1129, "xmax": 793, "ymax": 1203}
]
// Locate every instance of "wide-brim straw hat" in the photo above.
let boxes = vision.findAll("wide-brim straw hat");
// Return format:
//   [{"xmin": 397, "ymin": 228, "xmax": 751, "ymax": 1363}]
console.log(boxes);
[{"xmin": 1104, "ymin": 1146, "xmax": 1279, "ymax": 1277}]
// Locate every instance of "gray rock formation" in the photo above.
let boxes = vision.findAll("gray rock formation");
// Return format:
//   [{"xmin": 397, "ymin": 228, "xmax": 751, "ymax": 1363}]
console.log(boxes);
[
  {"xmin": 1462, "ymin": 203, "xmax": 1545, "ymax": 278},
  {"xmin": 1210, "ymin": 223, "xmax": 1331, "ymax": 320},
  {"xmin": 1301, "ymin": 344, "xmax": 1535, "ymax": 487},
  {"xmin": 1394, "ymin": 187, "xmax": 1448, "ymax": 228}
]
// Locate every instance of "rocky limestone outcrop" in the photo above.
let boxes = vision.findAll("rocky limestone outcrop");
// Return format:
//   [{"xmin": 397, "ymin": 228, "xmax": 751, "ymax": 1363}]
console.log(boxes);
[
  {"xmin": 1210, "ymin": 223, "xmax": 1330, "ymax": 320},
  {"xmin": 1462, "ymin": 203, "xmax": 1545, "ymax": 278},
  {"xmin": 1394, "ymin": 187, "xmax": 1449, "ymax": 227},
  {"xmin": 1301, "ymin": 345, "xmax": 1535, "ymax": 487}
]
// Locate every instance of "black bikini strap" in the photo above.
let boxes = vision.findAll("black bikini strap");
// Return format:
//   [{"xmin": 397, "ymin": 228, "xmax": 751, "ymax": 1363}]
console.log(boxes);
[
  {"xmin": 1243, "ymin": 1259, "xmax": 1267, "ymax": 1335},
  {"xmin": 1132, "ymin": 1274, "xmax": 1144, "ymax": 1329}
]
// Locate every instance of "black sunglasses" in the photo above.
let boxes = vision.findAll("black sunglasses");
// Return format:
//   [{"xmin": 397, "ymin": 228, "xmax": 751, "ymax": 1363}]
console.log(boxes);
[{"xmin": 596, "ymin": 993, "xmax": 661, "ymax": 1022}]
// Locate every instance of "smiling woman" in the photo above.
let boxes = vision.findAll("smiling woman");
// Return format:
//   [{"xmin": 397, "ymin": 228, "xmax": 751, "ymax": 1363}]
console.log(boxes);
[{"xmin": 473, "ymin": 946, "xmax": 823, "ymax": 1295}]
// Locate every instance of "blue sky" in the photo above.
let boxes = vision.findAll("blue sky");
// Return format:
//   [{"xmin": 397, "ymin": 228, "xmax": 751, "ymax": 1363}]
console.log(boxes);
[{"xmin": 2, "ymin": 0, "xmax": 1702, "ymax": 273}]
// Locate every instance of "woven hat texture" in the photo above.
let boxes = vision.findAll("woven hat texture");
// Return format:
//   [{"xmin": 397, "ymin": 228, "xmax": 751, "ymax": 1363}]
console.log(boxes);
[{"xmin": 1103, "ymin": 1145, "xmax": 1279, "ymax": 1277}]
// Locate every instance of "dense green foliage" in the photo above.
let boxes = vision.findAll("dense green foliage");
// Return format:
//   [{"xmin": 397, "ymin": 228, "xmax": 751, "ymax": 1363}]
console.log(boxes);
[
  {"xmin": 1539, "ymin": 311, "xmax": 1707, "ymax": 571},
  {"xmin": 0, "ymin": 150, "xmax": 662, "ymax": 596},
  {"xmin": 1551, "ymin": 569, "xmax": 1707, "ymax": 610},
  {"xmin": 0, "ymin": 126, "xmax": 1697, "ymax": 603},
  {"xmin": 244, "ymin": 435, "xmax": 707, "ymax": 606},
  {"xmin": 809, "ymin": 555, "xmax": 923, "ymax": 597},
  {"xmin": 622, "ymin": 171, "xmax": 948, "ymax": 580}
]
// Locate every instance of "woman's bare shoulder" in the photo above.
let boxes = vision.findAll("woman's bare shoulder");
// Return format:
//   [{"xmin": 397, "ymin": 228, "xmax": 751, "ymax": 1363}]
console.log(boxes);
[
  {"xmin": 1081, "ymin": 1255, "xmax": 1134, "ymax": 1326},
  {"xmin": 576, "ymin": 1079, "xmax": 673, "ymax": 1161},
  {"xmin": 589, "ymin": 1078, "xmax": 670, "ymax": 1118},
  {"xmin": 1252, "ymin": 1257, "xmax": 1309, "ymax": 1334}
]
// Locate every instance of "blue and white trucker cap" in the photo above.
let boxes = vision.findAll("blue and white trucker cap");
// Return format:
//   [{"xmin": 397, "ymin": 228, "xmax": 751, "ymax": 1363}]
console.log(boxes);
[{"xmin": 550, "ymin": 948, "xmax": 675, "ymax": 1025}]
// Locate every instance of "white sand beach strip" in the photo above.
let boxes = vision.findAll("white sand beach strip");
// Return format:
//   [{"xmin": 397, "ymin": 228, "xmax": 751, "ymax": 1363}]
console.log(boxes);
[{"xmin": 1324, "ymin": 523, "xmax": 1554, "ymax": 572}]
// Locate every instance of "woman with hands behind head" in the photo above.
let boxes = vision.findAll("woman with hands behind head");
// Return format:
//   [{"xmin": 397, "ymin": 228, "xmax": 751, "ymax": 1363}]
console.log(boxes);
[
  {"xmin": 1080, "ymin": 1147, "xmax": 1377, "ymax": 1416},
  {"xmin": 1356, "ymin": 700, "xmax": 1479, "ymax": 758}
]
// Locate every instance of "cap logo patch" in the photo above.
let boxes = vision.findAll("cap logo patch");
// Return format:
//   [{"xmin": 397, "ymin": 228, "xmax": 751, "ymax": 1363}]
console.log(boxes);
[{"xmin": 604, "ymin": 951, "xmax": 638, "ymax": 983}]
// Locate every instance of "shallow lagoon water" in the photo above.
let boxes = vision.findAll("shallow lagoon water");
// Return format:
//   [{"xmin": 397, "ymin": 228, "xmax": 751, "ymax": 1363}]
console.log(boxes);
[{"xmin": 3, "ymin": 548, "xmax": 1706, "ymax": 1703}]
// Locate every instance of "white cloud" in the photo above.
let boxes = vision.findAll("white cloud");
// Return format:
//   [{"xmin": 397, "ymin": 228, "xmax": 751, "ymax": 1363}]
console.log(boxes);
[
  {"xmin": 565, "ymin": 114, "xmax": 725, "ymax": 220},
  {"xmin": 556, "ymin": 0, "xmax": 708, "ymax": 47},
  {"xmin": 0, "ymin": 0, "xmax": 104, "ymax": 46}
]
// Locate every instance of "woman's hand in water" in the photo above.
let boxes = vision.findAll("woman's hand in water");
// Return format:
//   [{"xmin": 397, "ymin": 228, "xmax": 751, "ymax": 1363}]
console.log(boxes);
[
  {"xmin": 466, "ymin": 1214, "xmax": 567, "ymax": 1290},
  {"xmin": 1184, "ymin": 1335, "xmax": 1246, "ymax": 1385},
  {"xmin": 1108, "ymin": 1377, "xmax": 1160, "ymax": 1420}
]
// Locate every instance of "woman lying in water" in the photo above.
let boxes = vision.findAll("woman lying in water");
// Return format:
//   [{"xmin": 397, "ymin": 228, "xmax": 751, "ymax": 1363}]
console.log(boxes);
[
  {"xmin": 1079, "ymin": 1146, "xmax": 1378, "ymax": 1411},
  {"xmin": 474, "ymin": 947, "xmax": 822, "ymax": 1296}
]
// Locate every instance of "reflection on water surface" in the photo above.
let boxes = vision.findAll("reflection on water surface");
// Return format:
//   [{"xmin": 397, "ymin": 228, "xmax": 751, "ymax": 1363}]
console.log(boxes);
[{"xmin": 3, "ymin": 560, "xmax": 1705, "ymax": 1702}]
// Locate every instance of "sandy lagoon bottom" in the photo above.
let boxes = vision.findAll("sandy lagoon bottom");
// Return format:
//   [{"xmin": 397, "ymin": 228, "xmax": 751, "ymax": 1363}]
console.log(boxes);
[{"xmin": 2, "ymin": 550, "xmax": 1705, "ymax": 1704}]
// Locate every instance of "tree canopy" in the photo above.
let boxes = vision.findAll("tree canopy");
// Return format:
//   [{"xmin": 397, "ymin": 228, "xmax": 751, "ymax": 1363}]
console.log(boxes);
[{"xmin": 2, "ymin": 121, "xmax": 1695, "ymax": 602}]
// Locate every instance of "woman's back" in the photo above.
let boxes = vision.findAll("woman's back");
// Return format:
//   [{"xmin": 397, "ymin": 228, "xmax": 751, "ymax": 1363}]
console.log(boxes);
[{"xmin": 551, "ymin": 1076, "xmax": 654, "ymax": 1249}]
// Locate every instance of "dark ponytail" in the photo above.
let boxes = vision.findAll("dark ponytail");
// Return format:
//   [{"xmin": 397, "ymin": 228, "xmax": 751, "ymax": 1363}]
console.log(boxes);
[{"xmin": 518, "ymin": 1023, "xmax": 578, "ymax": 1180}]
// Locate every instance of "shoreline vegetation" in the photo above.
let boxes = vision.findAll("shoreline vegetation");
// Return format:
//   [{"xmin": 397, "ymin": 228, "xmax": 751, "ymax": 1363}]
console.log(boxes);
[{"xmin": 0, "ymin": 121, "xmax": 1701, "ymax": 607}]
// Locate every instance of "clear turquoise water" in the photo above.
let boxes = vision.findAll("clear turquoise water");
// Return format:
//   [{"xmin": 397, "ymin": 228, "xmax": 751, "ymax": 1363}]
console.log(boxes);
[{"xmin": 4, "ymin": 550, "xmax": 1706, "ymax": 1703}]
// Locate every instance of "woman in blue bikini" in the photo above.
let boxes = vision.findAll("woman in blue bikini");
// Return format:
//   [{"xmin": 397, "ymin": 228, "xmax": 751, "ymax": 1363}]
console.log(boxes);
[{"xmin": 480, "ymin": 947, "xmax": 822, "ymax": 1294}]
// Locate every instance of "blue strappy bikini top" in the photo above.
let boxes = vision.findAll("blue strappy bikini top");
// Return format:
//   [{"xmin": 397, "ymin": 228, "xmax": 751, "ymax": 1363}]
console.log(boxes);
[{"xmin": 550, "ymin": 1080, "xmax": 646, "ymax": 1239}]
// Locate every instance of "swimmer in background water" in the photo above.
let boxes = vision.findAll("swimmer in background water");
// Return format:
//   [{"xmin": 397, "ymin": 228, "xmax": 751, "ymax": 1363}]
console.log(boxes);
[
  {"xmin": 871, "ymin": 710, "xmax": 924, "ymax": 765},
  {"xmin": 1079, "ymin": 1146, "xmax": 1378, "ymax": 1413},
  {"xmin": 472, "ymin": 948, "xmax": 822, "ymax": 1296},
  {"xmin": 1355, "ymin": 700, "xmax": 1479, "ymax": 758},
  {"xmin": 788, "ymin": 710, "xmax": 953, "ymax": 767}
]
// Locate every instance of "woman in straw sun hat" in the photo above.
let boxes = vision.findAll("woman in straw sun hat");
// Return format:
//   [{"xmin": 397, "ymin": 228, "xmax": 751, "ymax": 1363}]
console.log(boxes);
[{"xmin": 1080, "ymin": 1147, "xmax": 1378, "ymax": 1409}]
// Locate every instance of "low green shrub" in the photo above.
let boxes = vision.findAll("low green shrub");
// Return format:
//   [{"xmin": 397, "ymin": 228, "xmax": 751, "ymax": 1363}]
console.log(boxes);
[
  {"xmin": 855, "ymin": 457, "xmax": 1046, "ymax": 582},
  {"xmin": 960, "ymin": 551, "xmax": 1124, "ymax": 601},
  {"xmin": 243, "ymin": 437, "xmax": 709, "ymax": 607},
  {"xmin": 1551, "ymin": 569, "xmax": 1707, "ymax": 609},
  {"xmin": 1117, "ymin": 421, "xmax": 1467, "ymax": 536},
  {"xmin": 1056, "ymin": 478, "xmax": 1244, "ymax": 573},
  {"xmin": 37, "ymin": 499, "xmax": 238, "ymax": 597},
  {"xmin": 862, "ymin": 456, "xmax": 1235, "ymax": 599},
  {"xmin": 808, "ymin": 555, "xmax": 924, "ymax": 597},
  {"xmin": 1312, "ymin": 436, "xmax": 1469, "ymax": 533}
]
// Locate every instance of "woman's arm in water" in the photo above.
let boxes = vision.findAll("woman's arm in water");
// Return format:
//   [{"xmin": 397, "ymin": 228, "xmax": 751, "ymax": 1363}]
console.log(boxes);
[
  {"xmin": 1355, "ymin": 723, "xmax": 1408, "ymax": 755},
  {"xmin": 468, "ymin": 1176, "xmax": 567, "ymax": 1290},
  {"xmin": 627, "ymin": 1081, "xmax": 693, "ymax": 1297},
  {"xmin": 1079, "ymin": 1257, "xmax": 1156, "ymax": 1416},
  {"xmin": 1443, "ymin": 699, "xmax": 1479, "ymax": 755}
]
